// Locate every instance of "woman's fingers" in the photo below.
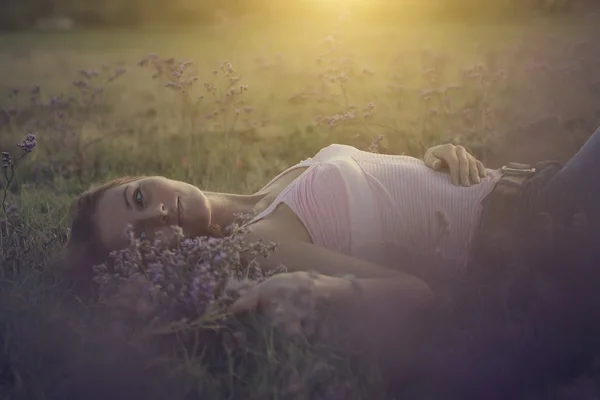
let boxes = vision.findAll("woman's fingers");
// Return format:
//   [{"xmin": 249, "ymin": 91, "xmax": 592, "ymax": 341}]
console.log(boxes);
[
  {"xmin": 476, "ymin": 160, "xmax": 487, "ymax": 178},
  {"xmin": 425, "ymin": 143, "xmax": 487, "ymax": 186},
  {"xmin": 424, "ymin": 149, "xmax": 443, "ymax": 171},
  {"xmin": 455, "ymin": 146, "xmax": 471, "ymax": 186},
  {"xmin": 468, "ymin": 154, "xmax": 481, "ymax": 184},
  {"xmin": 444, "ymin": 146, "xmax": 460, "ymax": 186},
  {"xmin": 229, "ymin": 288, "xmax": 261, "ymax": 315}
]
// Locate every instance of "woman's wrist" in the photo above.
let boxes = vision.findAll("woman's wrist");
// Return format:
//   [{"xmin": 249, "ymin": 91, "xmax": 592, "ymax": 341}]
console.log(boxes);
[{"xmin": 313, "ymin": 273, "xmax": 361, "ymax": 303}]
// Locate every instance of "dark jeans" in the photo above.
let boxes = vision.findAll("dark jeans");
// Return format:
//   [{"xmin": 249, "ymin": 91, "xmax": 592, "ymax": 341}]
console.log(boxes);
[{"xmin": 544, "ymin": 125, "xmax": 600, "ymax": 248}]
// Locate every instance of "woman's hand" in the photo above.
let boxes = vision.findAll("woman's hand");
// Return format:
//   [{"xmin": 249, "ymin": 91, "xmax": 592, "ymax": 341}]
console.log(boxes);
[
  {"xmin": 229, "ymin": 271, "xmax": 326, "ymax": 314},
  {"xmin": 229, "ymin": 271, "xmax": 328, "ymax": 336},
  {"xmin": 424, "ymin": 143, "xmax": 487, "ymax": 186}
]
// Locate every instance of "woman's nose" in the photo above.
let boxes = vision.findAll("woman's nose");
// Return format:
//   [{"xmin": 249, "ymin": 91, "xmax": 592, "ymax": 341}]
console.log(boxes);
[{"xmin": 157, "ymin": 203, "xmax": 169, "ymax": 221}]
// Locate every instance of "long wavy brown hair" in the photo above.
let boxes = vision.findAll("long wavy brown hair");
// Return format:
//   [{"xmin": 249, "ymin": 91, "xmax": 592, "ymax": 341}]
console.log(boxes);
[{"xmin": 59, "ymin": 176, "xmax": 144, "ymax": 293}]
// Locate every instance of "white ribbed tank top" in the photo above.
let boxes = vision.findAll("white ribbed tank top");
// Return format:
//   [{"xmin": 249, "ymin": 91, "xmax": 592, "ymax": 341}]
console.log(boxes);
[{"xmin": 250, "ymin": 144, "xmax": 501, "ymax": 269}]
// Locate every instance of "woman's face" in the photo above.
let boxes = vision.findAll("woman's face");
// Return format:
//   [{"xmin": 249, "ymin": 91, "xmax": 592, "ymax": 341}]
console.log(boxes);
[{"xmin": 93, "ymin": 176, "xmax": 210, "ymax": 250}]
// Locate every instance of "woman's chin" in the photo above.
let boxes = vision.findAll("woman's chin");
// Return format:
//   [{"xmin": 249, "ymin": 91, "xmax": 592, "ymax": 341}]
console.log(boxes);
[{"xmin": 180, "ymin": 222, "xmax": 210, "ymax": 239}]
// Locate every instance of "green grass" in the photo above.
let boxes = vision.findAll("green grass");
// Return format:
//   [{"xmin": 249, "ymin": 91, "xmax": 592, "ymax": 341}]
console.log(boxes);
[{"xmin": 1, "ymin": 14, "xmax": 600, "ymax": 399}]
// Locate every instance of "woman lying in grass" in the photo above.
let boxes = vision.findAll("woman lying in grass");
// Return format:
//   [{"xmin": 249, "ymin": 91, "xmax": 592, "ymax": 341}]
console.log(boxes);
[
  {"xmin": 61, "ymin": 141, "xmax": 491, "ymax": 357},
  {"xmin": 64, "ymin": 141, "xmax": 488, "ymax": 298},
  {"xmin": 61, "ymin": 127, "xmax": 597, "ymax": 368}
]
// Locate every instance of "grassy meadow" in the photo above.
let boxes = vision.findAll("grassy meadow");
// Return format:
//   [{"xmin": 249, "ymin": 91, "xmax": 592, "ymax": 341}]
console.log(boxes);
[{"xmin": 2, "ymin": 12, "xmax": 600, "ymax": 400}]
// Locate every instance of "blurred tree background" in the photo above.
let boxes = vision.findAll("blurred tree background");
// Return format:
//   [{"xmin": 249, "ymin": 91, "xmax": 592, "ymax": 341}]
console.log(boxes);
[{"xmin": 0, "ymin": 0, "xmax": 598, "ymax": 31}]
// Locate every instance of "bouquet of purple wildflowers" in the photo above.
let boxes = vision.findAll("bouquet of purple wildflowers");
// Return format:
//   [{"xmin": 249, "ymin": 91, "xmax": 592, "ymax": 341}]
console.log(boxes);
[{"xmin": 92, "ymin": 213, "xmax": 286, "ymax": 326}]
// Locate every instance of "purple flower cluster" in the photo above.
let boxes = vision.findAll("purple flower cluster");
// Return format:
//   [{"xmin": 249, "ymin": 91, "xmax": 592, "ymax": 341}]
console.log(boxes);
[
  {"xmin": 1, "ymin": 152, "xmax": 11, "ymax": 170},
  {"xmin": 368, "ymin": 134, "xmax": 384, "ymax": 153},
  {"xmin": 138, "ymin": 54, "xmax": 255, "ymax": 136},
  {"xmin": 17, "ymin": 133, "xmax": 37, "ymax": 153},
  {"xmin": 92, "ymin": 214, "xmax": 286, "ymax": 323},
  {"xmin": 2, "ymin": 133, "xmax": 38, "ymax": 215}
]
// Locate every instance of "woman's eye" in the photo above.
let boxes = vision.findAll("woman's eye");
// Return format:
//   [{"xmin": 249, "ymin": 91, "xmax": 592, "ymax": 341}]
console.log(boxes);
[{"xmin": 133, "ymin": 189, "xmax": 144, "ymax": 207}]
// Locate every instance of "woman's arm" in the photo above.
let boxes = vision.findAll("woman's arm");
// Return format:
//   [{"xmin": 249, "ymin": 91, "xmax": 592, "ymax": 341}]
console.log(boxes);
[
  {"xmin": 231, "ymin": 269, "xmax": 434, "ymax": 315},
  {"xmin": 244, "ymin": 221, "xmax": 423, "ymax": 279},
  {"xmin": 232, "ymin": 239, "xmax": 436, "ymax": 373},
  {"xmin": 240, "ymin": 222, "xmax": 435, "ymax": 311}
]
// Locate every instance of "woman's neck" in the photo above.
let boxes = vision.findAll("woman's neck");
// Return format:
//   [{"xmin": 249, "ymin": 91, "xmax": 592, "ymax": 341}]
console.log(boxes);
[{"xmin": 204, "ymin": 192, "xmax": 267, "ymax": 231}]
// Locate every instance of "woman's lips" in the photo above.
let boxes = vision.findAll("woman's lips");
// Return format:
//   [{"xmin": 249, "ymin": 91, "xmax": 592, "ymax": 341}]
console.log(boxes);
[{"xmin": 176, "ymin": 197, "xmax": 182, "ymax": 226}]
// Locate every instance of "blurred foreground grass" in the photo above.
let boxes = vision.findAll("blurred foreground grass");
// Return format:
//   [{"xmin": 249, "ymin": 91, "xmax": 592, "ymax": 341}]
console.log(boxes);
[{"xmin": 1, "ymin": 15, "xmax": 600, "ymax": 399}]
